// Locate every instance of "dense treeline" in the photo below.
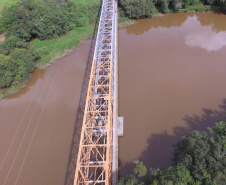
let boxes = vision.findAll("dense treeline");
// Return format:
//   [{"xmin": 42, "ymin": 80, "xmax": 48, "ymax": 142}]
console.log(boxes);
[
  {"xmin": 0, "ymin": 0, "xmax": 75, "ymax": 87},
  {"xmin": 119, "ymin": 0, "xmax": 226, "ymax": 18},
  {"xmin": 0, "ymin": 36, "xmax": 40, "ymax": 87},
  {"xmin": 0, "ymin": 0, "xmax": 77, "ymax": 41},
  {"xmin": 118, "ymin": 121, "xmax": 226, "ymax": 185},
  {"xmin": 0, "ymin": 0, "xmax": 99, "ymax": 88}
]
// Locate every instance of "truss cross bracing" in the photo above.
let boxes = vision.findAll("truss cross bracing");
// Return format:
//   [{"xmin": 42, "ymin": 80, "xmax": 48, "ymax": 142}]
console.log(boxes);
[{"xmin": 74, "ymin": 0, "xmax": 117, "ymax": 184}]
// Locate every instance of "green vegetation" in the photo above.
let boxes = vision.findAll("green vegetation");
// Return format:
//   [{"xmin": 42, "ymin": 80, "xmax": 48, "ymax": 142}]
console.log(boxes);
[
  {"xmin": 119, "ymin": 0, "xmax": 154, "ymax": 18},
  {"xmin": 68, "ymin": 0, "xmax": 100, "ymax": 27},
  {"xmin": 0, "ymin": 0, "xmax": 77, "ymax": 41},
  {"xmin": 0, "ymin": 82, "xmax": 26, "ymax": 99},
  {"xmin": 118, "ymin": 9, "xmax": 136, "ymax": 27},
  {"xmin": 119, "ymin": 0, "xmax": 226, "ymax": 18},
  {"xmin": 182, "ymin": 4, "xmax": 212, "ymax": 12},
  {"xmin": 0, "ymin": 0, "xmax": 19, "ymax": 10},
  {"xmin": 0, "ymin": 0, "xmax": 100, "ymax": 97},
  {"xmin": 32, "ymin": 25, "xmax": 94, "ymax": 67},
  {"xmin": 0, "ymin": 36, "xmax": 40, "ymax": 87},
  {"xmin": 118, "ymin": 121, "xmax": 226, "ymax": 185}
]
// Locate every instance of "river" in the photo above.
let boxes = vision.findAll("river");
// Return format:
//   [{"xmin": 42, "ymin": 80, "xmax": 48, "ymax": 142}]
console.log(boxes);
[
  {"xmin": 0, "ymin": 41, "xmax": 91, "ymax": 185},
  {"xmin": 118, "ymin": 13, "xmax": 226, "ymax": 176},
  {"xmin": 0, "ymin": 13, "xmax": 226, "ymax": 184}
]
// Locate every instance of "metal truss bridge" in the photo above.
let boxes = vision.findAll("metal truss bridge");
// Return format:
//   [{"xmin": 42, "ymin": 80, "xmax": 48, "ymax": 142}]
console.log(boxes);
[{"xmin": 74, "ymin": 0, "xmax": 121, "ymax": 184}]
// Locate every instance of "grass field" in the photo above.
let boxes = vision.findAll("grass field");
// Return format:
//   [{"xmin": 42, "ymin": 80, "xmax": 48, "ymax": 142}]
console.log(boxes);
[
  {"xmin": 31, "ymin": 24, "xmax": 95, "ymax": 68},
  {"xmin": 72, "ymin": 0, "xmax": 100, "ymax": 5},
  {"xmin": 177, "ymin": 4, "xmax": 212, "ymax": 12},
  {"xmin": 0, "ymin": 0, "xmax": 97, "ymax": 8},
  {"xmin": 0, "ymin": 0, "xmax": 100, "ymax": 11}
]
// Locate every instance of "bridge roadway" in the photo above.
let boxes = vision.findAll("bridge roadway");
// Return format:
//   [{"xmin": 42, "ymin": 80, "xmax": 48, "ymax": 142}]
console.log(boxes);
[{"xmin": 74, "ymin": 0, "xmax": 119, "ymax": 184}]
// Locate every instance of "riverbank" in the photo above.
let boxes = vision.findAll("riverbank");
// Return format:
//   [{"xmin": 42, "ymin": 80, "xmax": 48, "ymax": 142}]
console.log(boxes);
[
  {"xmin": 33, "ymin": 25, "xmax": 95, "ymax": 69},
  {"xmin": 118, "ymin": 15, "xmax": 137, "ymax": 28},
  {"xmin": 0, "ymin": 0, "xmax": 100, "ymax": 99},
  {"xmin": 117, "ymin": 3, "xmax": 221, "ymax": 29},
  {"xmin": 0, "ymin": 25, "xmax": 93, "ymax": 99},
  {"xmin": 0, "ymin": 24, "xmax": 96, "ymax": 99},
  {"xmin": 176, "ymin": 4, "xmax": 222, "ymax": 13}
]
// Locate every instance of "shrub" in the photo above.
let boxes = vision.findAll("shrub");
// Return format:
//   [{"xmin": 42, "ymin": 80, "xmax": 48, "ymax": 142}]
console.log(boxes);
[
  {"xmin": 0, "ymin": 36, "xmax": 40, "ymax": 87},
  {"xmin": 120, "ymin": 0, "xmax": 154, "ymax": 18}
]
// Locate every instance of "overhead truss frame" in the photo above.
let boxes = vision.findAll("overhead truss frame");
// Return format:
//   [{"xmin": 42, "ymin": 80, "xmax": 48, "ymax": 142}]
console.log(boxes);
[{"xmin": 74, "ymin": 0, "xmax": 116, "ymax": 184}]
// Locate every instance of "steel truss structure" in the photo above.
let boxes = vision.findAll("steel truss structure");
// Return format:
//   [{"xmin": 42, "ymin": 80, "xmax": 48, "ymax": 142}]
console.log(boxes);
[{"xmin": 74, "ymin": 0, "xmax": 116, "ymax": 184}]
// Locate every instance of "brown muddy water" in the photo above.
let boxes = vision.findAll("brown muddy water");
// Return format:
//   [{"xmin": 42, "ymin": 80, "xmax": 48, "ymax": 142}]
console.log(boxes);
[
  {"xmin": 0, "ymin": 12, "xmax": 226, "ymax": 184},
  {"xmin": 119, "ymin": 12, "xmax": 226, "ymax": 176},
  {"xmin": 0, "ymin": 41, "xmax": 91, "ymax": 185}
]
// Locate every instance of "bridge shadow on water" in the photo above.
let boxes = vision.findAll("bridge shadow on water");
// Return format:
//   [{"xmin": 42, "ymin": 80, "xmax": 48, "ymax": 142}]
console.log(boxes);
[
  {"xmin": 63, "ymin": 2, "xmax": 102, "ymax": 185},
  {"xmin": 119, "ymin": 99, "xmax": 226, "ymax": 178}
]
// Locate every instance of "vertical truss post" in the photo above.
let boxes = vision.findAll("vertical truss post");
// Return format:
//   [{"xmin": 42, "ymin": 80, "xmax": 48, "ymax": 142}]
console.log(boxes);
[{"xmin": 74, "ymin": 0, "xmax": 117, "ymax": 184}]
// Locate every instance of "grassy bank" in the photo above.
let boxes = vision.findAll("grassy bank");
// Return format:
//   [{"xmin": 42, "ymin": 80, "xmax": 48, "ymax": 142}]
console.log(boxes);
[
  {"xmin": 176, "ymin": 4, "xmax": 221, "ymax": 13},
  {"xmin": 118, "ymin": 16, "xmax": 136, "ymax": 28},
  {"xmin": 120, "ymin": 0, "xmax": 226, "ymax": 18},
  {"xmin": 0, "ymin": 24, "xmax": 96, "ymax": 98},
  {"xmin": 32, "ymin": 24, "xmax": 95, "ymax": 68},
  {"xmin": 118, "ymin": 2, "xmax": 222, "ymax": 28},
  {"xmin": 0, "ymin": 82, "xmax": 26, "ymax": 99}
]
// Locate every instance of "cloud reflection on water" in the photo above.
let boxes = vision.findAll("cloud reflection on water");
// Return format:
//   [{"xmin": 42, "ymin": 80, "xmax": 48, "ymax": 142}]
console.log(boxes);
[{"xmin": 185, "ymin": 28, "xmax": 226, "ymax": 52}]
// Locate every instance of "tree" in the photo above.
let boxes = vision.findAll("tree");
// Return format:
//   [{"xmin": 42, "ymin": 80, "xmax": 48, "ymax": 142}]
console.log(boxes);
[
  {"xmin": 151, "ymin": 165, "xmax": 195, "ymax": 185},
  {"xmin": 118, "ymin": 122, "xmax": 226, "ymax": 185},
  {"xmin": 154, "ymin": 0, "xmax": 169, "ymax": 12},
  {"xmin": 134, "ymin": 160, "xmax": 147, "ymax": 177},
  {"xmin": 118, "ymin": 174, "xmax": 139, "ymax": 185},
  {"xmin": 0, "ymin": 0, "xmax": 77, "ymax": 41},
  {"xmin": 0, "ymin": 55, "xmax": 15, "ymax": 87},
  {"xmin": 120, "ymin": 0, "xmax": 154, "ymax": 18},
  {"xmin": 173, "ymin": 121, "xmax": 226, "ymax": 184},
  {"xmin": 0, "ymin": 36, "xmax": 40, "ymax": 87}
]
